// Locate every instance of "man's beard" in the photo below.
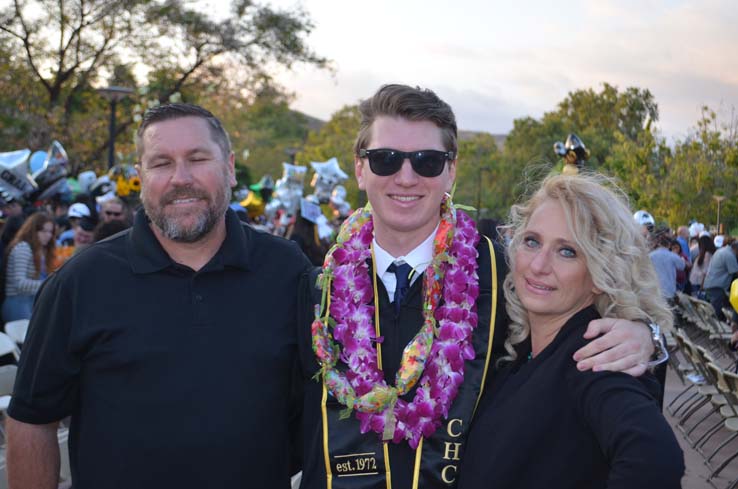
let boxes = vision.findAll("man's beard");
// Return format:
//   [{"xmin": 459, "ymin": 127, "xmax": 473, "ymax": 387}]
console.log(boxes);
[{"xmin": 142, "ymin": 181, "xmax": 231, "ymax": 243}]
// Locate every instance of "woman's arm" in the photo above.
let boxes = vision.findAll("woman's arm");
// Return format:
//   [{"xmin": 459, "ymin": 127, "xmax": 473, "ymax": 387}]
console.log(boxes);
[
  {"xmin": 6, "ymin": 242, "xmax": 44, "ymax": 296},
  {"xmin": 574, "ymin": 371, "xmax": 684, "ymax": 488}
]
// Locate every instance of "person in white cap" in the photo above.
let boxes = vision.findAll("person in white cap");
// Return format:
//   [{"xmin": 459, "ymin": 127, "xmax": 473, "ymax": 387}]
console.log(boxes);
[{"xmin": 57, "ymin": 202, "xmax": 92, "ymax": 246}]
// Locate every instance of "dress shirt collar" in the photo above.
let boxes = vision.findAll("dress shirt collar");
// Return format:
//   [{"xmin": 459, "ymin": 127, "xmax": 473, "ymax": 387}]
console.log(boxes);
[
  {"xmin": 373, "ymin": 225, "xmax": 438, "ymax": 300},
  {"xmin": 373, "ymin": 225, "xmax": 438, "ymax": 276}
]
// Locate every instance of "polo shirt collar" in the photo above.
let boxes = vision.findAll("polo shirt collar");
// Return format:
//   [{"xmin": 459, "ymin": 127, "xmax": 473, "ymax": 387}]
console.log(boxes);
[{"xmin": 128, "ymin": 208, "xmax": 251, "ymax": 274}]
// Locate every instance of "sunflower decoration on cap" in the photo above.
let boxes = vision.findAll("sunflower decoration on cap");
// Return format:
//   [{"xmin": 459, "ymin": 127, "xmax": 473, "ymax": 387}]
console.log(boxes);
[{"xmin": 108, "ymin": 164, "xmax": 141, "ymax": 198}]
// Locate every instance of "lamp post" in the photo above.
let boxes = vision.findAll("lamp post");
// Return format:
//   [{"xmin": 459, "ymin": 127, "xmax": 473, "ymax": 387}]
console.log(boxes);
[
  {"xmin": 284, "ymin": 147, "xmax": 299, "ymax": 165},
  {"xmin": 713, "ymin": 195, "xmax": 727, "ymax": 235},
  {"xmin": 97, "ymin": 86, "xmax": 134, "ymax": 169}
]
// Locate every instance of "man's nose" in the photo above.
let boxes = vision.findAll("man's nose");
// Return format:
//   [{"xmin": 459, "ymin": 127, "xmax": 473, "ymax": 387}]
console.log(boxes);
[
  {"xmin": 170, "ymin": 161, "xmax": 194, "ymax": 184},
  {"xmin": 394, "ymin": 158, "xmax": 419, "ymax": 184}
]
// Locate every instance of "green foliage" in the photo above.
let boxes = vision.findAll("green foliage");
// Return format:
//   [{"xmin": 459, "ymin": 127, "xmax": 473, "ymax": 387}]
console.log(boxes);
[
  {"xmin": 202, "ymin": 86, "xmax": 312, "ymax": 188},
  {"xmin": 454, "ymin": 133, "xmax": 504, "ymax": 219},
  {"xmin": 494, "ymin": 82, "xmax": 661, "ymax": 220},
  {"xmin": 607, "ymin": 106, "xmax": 738, "ymax": 231},
  {"xmin": 500, "ymin": 82, "xmax": 657, "ymax": 174},
  {"xmin": 0, "ymin": 40, "xmax": 48, "ymax": 149},
  {"xmin": 0, "ymin": 0, "xmax": 326, "ymax": 173}
]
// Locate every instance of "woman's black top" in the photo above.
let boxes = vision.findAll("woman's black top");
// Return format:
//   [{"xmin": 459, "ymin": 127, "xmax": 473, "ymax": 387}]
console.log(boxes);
[{"xmin": 458, "ymin": 306, "xmax": 684, "ymax": 489}]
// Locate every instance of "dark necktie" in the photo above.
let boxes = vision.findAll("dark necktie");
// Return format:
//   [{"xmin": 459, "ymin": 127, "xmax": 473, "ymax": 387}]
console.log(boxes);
[{"xmin": 388, "ymin": 262, "xmax": 412, "ymax": 314}]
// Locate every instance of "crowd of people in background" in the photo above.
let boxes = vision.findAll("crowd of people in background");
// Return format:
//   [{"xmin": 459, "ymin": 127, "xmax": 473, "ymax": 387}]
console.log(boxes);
[
  {"xmin": 628, "ymin": 211, "xmax": 738, "ymax": 343},
  {"xmin": 1, "ymin": 168, "xmax": 737, "ymax": 338},
  {"xmin": 0, "ymin": 193, "xmax": 133, "ymax": 323}
]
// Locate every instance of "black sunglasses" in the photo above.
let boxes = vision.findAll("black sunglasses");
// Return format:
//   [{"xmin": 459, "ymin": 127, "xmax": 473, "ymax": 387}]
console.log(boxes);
[{"xmin": 359, "ymin": 148, "xmax": 455, "ymax": 178}]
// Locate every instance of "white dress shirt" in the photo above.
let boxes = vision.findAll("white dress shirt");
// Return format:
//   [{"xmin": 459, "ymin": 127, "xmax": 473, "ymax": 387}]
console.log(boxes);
[{"xmin": 373, "ymin": 225, "xmax": 438, "ymax": 302}]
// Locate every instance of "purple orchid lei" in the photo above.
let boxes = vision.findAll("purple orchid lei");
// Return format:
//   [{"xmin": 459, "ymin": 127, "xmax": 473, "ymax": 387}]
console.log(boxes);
[{"xmin": 312, "ymin": 196, "xmax": 480, "ymax": 448}]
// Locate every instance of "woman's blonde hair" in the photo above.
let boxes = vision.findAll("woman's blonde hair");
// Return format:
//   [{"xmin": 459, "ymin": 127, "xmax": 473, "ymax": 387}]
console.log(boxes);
[{"xmin": 502, "ymin": 173, "xmax": 671, "ymax": 362}]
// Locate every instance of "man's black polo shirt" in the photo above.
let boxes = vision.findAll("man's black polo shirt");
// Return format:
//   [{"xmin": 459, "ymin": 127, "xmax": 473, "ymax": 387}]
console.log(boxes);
[{"xmin": 9, "ymin": 209, "xmax": 312, "ymax": 488}]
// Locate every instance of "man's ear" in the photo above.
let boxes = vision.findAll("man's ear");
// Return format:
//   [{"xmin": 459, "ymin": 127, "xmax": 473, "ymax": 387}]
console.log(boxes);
[
  {"xmin": 446, "ymin": 159, "xmax": 457, "ymax": 193},
  {"xmin": 355, "ymin": 155, "xmax": 366, "ymax": 191},
  {"xmin": 227, "ymin": 152, "xmax": 237, "ymax": 187}
]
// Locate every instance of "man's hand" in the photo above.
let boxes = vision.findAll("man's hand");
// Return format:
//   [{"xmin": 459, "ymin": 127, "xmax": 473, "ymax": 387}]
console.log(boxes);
[{"xmin": 572, "ymin": 318, "xmax": 654, "ymax": 376}]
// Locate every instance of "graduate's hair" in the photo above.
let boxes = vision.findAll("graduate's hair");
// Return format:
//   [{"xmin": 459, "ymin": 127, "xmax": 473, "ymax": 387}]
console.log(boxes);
[
  {"xmin": 353, "ymin": 84, "xmax": 458, "ymax": 154},
  {"xmin": 501, "ymin": 173, "xmax": 672, "ymax": 362}
]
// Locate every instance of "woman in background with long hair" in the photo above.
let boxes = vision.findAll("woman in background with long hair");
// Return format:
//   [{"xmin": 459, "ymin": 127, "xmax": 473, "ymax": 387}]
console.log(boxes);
[
  {"xmin": 2, "ymin": 212, "xmax": 56, "ymax": 321},
  {"xmin": 690, "ymin": 234, "xmax": 717, "ymax": 298}
]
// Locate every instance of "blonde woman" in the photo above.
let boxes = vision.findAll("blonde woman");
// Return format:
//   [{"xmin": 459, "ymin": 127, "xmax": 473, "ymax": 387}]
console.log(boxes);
[{"xmin": 458, "ymin": 174, "xmax": 684, "ymax": 488}]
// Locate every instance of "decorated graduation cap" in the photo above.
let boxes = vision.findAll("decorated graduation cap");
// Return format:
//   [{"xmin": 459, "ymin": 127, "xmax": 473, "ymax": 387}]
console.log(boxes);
[
  {"xmin": 554, "ymin": 133, "xmax": 590, "ymax": 175},
  {"xmin": 264, "ymin": 163, "xmax": 307, "ymax": 222},
  {"xmin": 308, "ymin": 157, "xmax": 348, "ymax": 204}
]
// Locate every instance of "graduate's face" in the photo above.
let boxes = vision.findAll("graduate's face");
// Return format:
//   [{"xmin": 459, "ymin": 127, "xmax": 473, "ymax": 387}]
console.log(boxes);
[
  {"xmin": 355, "ymin": 116, "xmax": 455, "ymax": 250},
  {"xmin": 513, "ymin": 198, "xmax": 599, "ymax": 328}
]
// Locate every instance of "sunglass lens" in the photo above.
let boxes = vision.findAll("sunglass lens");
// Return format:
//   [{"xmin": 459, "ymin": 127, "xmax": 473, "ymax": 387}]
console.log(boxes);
[
  {"xmin": 368, "ymin": 150, "xmax": 404, "ymax": 176},
  {"xmin": 412, "ymin": 151, "xmax": 446, "ymax": 177}
]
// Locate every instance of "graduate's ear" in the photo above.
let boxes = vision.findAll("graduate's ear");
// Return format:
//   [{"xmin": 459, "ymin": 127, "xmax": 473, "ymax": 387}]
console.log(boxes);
[{"xmin": 355, "ymin": 154, "xmax": 366, "ymax": 191}]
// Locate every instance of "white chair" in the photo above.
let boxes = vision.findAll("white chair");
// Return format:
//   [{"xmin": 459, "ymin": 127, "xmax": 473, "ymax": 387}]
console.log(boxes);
[
  {"xmin": 4, "ymin": 319, "xmax": 29, "ymax": 345},
  {"xmin": 0, "ymin": 364, "xmax": 17, "ymax": 410},
  {"xmin": 0, "ymin": 364, "xmax": 18, "ymax": 446},
  {"xmin": 0, "ymin": 333, "xmax": 19, "ymax": 362}
]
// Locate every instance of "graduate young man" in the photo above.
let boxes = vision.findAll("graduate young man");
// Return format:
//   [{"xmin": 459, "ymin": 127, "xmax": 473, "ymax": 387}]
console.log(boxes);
[
  {"xmin": 299, "ymin": 84, "xmax": 661, "ymax": 489},
  {"xmin": 7, "ymin": 104, "xmax": 310, "ymax": 489}
]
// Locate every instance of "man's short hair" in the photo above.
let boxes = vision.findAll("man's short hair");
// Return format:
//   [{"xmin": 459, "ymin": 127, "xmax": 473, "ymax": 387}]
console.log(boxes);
[
  {"xmin": 353, "ymin": 84, "xmax": 458, "ymax": 155},
  {"xmin": 135, "ymin": 103, "xmax": 232, "ymax": 160}
]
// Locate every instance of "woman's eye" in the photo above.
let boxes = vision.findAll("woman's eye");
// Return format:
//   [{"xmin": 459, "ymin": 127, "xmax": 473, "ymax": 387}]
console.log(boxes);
[
  {"xmin": 559, "ymin": 247, "xmax": 577, "ymax": 258},
  {"xmin": 523, "ymin": 236, "xmax": 539, "ymax": 249}
]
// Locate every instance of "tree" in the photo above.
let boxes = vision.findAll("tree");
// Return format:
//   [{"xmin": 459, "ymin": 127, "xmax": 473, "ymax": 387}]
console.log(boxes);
[
  {"xmin": 454, "ymin": 133, "xmax": 503, "ymax": 219},
  {"xmin": 603, "ymin": 105, "xmax": 738, "ymax": 232},
  {"xmin": 500, "ymin": 83, "xmax": 657, "ymax": 175},
  {"xmin": 489, "ymin": 83, "xmax": 660, "ymax": 223},
  {"xmin": 213, "ymin": 86, "xmax": 312, "ymax": 187},
  {"xmin": 0, "ymin": 0, "xmax": 326, "ymax": 170},
  {"xmin": 0, "ymin": 37, "xmax": 49, "ymax": 149}
]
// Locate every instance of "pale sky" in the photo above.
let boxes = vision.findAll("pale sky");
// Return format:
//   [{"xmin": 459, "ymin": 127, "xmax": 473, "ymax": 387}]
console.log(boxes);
[{"xmin": 211, "ymin": 0, "xmax": 737, "ymax": 138}]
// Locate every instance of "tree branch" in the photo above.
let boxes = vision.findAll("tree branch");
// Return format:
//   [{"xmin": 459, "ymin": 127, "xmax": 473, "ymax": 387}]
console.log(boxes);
[{"xmin": 12, "ymin": 0, "xmax": 52, "ymax": 97}]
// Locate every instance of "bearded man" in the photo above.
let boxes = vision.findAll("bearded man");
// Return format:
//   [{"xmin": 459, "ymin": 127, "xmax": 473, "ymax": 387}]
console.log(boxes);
[
  {"xmin": 6, "ymin": 104, "xmax": 311, "ymax": 489},
  {"xmin": 298, "ymin": 84, "xmax": 663, "ymax": 488}
]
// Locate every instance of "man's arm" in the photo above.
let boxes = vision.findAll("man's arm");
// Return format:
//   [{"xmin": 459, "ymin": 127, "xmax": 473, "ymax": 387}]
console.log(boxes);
[
  {"xmin": 572, "ymin": 319, "xmax": 655, "ymax": 376},
  {"xmin": 6, "ymin": 418, "xmax": 60, "ymax": 489},
  {"xmin": 673, "ymin": 253, "xmax": 686, "ymax": 271}
]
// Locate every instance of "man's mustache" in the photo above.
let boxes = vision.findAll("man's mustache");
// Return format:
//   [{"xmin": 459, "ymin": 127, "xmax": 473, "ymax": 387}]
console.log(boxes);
[{"xmin": 159, "ymin": 187, "xmax": 210, "ymax": 205}]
